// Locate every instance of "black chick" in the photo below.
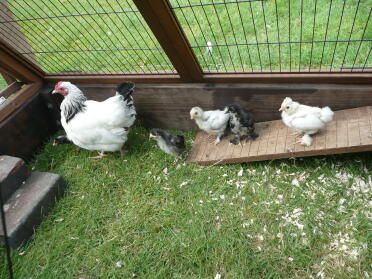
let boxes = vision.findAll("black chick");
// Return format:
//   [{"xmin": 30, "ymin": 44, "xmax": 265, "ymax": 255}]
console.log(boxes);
[
  {"xmin": 224, "ymin": 104, "xmax": 258, "ymax": 145},
  {"xmin": 53, "ymin": 135, "xmax": 73, "ymax": 146},
  {"xmin": 149, "ymin": 128, "xmax": 186, "ymax": 158}
]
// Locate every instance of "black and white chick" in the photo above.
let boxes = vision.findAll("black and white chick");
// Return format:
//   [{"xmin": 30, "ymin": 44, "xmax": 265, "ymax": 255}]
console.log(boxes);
[
  {"xmin": 224, "ymin": 104, "xmax": 258, "ymax": 145},
  {"xmin": 149, "ymin": 128, "xmax": 186, "ymax": 159}
]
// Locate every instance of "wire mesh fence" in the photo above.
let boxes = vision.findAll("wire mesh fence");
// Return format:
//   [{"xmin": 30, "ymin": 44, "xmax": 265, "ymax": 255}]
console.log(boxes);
[
  {"xmin": 170, "ymin": 0, "xmax": 372, "ymax": 73},
  {"xmin": 0, "ymin": 0, "xmax": 371, "ymax": 76},
  {"xmin": 0, "ymin": 0, "xmax": 175, "ymax": 75}
]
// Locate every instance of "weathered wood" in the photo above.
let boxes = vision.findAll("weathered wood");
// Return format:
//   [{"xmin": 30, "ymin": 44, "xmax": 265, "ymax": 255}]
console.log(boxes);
[
  {"xmin": 132, "ymin": 0, "xmax": 203, "ymax": 82},
  {"xmin": 204, "ymin": 72, "xmax": 372, "ymax": 84},
  {"xmin": 0, "ymin": 94, "xmax": 58, "ymax": 160},
  {"xmin": 1, "ymin": 71, "xmax": 15, "ymax": 85},
  {"xmin": 43, "ymin": 72, "xmax": 372, "ymax": 84},
  {"xmin": 44, "ymin": 74, "xmax": 181, "ymax": 84},
  {"xmin": 0, "ymin": 81, "xmax": 23, "ymax": 98},
  {"xmin": 0, "ymin": 82, "xmax": 42, "ymax": 122},
  {"xmin": 69, "ymin": 83, "xmax": 372, "ymax": 131},
  {"xmin": 0, "ymin": 39, "xmax": 44, "ymax": 82},
  {"xmin": 188, "ymin": 106, "xmax": 372, "ymax": 165}
]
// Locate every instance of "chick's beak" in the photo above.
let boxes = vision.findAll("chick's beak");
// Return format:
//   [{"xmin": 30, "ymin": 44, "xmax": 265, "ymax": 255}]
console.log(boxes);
[{"xmin": 278, "ymin": 107, "xmax": 284, "ymax": 112}]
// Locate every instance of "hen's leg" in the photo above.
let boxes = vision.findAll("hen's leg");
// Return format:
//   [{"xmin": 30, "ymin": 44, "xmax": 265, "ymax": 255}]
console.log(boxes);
[
  {"xmin": 214, "ymin": 135, "xmax": 222, "ymax": 145},
  {"xmin": 89, "ymin": 151, "xmax": 106, "ymax": 159},
  {"xmin": 230, "ymin": 134, "xmax": 241, "ymax": 145},
  {"xmin": 120, "ymin": 148, "xmax": 128, "ymax": 157}
]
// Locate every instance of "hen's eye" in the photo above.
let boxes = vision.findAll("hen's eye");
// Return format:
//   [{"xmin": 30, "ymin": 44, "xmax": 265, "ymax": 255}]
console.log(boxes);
[
  {"xmin": 195, "ymin": 112, "xmax": 198, "ymax": 115},
  {"xmin": 286, "ymin": 106, "xmax": 290, "ymax": 109}
]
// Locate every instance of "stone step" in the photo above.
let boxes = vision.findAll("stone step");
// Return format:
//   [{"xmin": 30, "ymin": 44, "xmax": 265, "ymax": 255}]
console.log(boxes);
[
  {"xmin": 0, "ymin": 155, "xmax": 30, "ymax": 202},
  {"xmin": 0, "ymin": 171, "xmax": 66, "ymax": 248}
]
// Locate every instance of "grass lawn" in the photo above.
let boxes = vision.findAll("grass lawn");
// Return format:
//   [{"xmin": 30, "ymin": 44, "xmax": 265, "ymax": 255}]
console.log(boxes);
[
  {"xmin": 5, "ymin": 0, "xmax": 372, "ymax": 73},
  {"xmin": 1, "ymin": 125, "xmax": 371, "ymax": 278}
]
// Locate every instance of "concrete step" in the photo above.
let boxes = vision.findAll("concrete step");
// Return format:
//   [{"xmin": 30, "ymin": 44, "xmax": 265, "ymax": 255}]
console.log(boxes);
[
  {"xmin": 0, "ymin": 155, "xmax": 30, "ymax": 202},
  {"xmin": 0, "ymin": 171, "xmax": 66, "ymax": 248}
]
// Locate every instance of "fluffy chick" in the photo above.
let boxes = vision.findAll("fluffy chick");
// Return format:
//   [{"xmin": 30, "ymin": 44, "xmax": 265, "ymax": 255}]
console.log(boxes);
[
  {"xmin": 279, "ymin": 97, "xmax": 334, "ymax": 146},
  {"xmin": 224, "ymin": 104, "xmax": 258, "ymax": 145},
  {"xmin": 190, "ymin": 106, "xmax": 229, "ymax": 145},
  {"xmin": 150, "ymin": 128, "xmax": 185, "ymax": 158}
]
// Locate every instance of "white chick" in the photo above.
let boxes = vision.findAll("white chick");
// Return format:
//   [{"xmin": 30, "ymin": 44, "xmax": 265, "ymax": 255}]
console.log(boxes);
[
  {"xmin": 279, "ymin": 97, "xmax": 334, "ymax": 146},
  {"xmin": 190, "ymin": 106, "xmax": 229, "ymax": 145}
]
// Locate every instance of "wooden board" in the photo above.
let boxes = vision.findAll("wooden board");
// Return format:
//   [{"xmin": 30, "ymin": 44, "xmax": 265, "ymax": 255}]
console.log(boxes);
[
  {"xmin": 72, "ymin": 83, "xmax": 372, "ymax": 131},
  {"xmin": 188, "ymin": 106, "xmax": 372, "ymax": 165}
]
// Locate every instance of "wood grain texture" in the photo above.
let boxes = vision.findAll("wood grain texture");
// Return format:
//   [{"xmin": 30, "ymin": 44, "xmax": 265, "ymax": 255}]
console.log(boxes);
[
  {"xmin": 188, "ymin": 106, "xmax": 372, "ymax": 165},
  {"xmin": 69, "ymin": 83, "xmax": 372, "ymax": 131},
  {"xmin": 0, "ymin": 94, "xmax": 58, "ymax": 160}
]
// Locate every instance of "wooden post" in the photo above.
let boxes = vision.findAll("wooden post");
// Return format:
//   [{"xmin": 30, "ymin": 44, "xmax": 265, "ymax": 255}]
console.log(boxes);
[
  {"xmin": 133, "ymin": 0, "xmax": 203, "ymax": 82},
  {"xmin": 0, "ymin": 39, "xmax": 44, "ymax": 82},
  {"xmin": 0, "ymin": 71, "xmax": 16, "ymax": 85}
]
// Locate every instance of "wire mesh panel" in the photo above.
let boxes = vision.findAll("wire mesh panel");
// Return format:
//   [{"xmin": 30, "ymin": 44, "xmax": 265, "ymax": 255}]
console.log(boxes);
[
  {"xmin": 0, "ymin": 0, "xmax": 175, "ymax": 75},
  {"xmin": 170, "ymin": 0, "xmax": 372, "ymax": 73}
]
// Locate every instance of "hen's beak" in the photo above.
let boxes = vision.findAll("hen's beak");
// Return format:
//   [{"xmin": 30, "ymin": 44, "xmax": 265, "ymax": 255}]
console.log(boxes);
[
  {"xmin": 52, "ymin": 90, "xmax": 58, "ymax": 94},
  {"xmin": 278, "ymin": 107, "xmax": 284, "ymax": 112},
  {"xmin": 149, "ymin": 133, "xmax": 156, "ymax": 139},
  {"xmin": 223, "ymin": 108, "xmax": 229, "ymax": 114},
  {"xmin": 190, "ymin": 114, "xmax": 194, "ymax": 120}
]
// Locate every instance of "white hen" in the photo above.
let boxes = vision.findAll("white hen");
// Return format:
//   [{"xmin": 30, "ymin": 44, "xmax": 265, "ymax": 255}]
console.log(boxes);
[
  {"xmin": 52, "ymin": 81, "xmax": 136, "ymax": 158},
  {"xmin": 190, "ymin": 107, "xmax": 229, "ymax": 144},
  {"xmin": 279, "ymin": 97, "xmax": 334, "ymax": 146}
]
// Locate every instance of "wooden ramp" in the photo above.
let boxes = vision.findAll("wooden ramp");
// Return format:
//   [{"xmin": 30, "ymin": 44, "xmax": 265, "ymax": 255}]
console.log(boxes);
[{"xmin": 188, "ymin": 106, "xmax": 372, "ymax": 165}]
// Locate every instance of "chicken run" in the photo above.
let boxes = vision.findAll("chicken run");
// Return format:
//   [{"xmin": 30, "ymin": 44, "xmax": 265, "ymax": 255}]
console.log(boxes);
[{"xmin": 0, "ymin": 0, "xmax": 372, "ymax": 277}]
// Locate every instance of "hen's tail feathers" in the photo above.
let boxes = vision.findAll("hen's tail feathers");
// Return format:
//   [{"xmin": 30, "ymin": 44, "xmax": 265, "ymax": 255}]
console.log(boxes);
[
  {"xmin": 116, "ymin": 82, "xmax": 135, "ymax": 100},
  {"xmin": 320, "ymin": 106, "xmax": 334, "ymax": 123}
]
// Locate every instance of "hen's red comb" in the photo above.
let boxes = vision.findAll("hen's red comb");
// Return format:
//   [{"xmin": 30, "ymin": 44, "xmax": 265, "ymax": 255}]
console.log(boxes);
[{"xmin": 55, "ymin": 81, "xmax": 63, "ymax": 90}]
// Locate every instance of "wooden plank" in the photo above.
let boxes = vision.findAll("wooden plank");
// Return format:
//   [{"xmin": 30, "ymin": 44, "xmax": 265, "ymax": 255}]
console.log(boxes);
[
  {"xmin": 0, "ymin": 93, "xmax": 58, "ymax": 161},
  {"xmin": 203, "ymin": 72, "xmax": 372, "ymax": 84},
  {"xmin": 0, "ymin": 82, "xmax": 42, "ymax": 122},
  {"xmin": 1, "ymin": 71, "xmax": 15, "ymax": 85},
  {"xmin": 257, "ymin": 122, "xmax": 271, "ymax": 155},
  {"xmin": 188, "ymin": 132, "xmax": 203, "ymax": 162},
  {"xmin": 266, "ymin": 120, "xmax": 280, "ymax": 154},
  {"xmin": 325, "ymin": 121, "xmax": 337, "ymax": 149},
  {"xmin": 347, "ymin": 121, "xmax": 361, "ymax": 147},
  {"xmin": 132, "ymin": 0, "xmax": 203, "ymax": 82},
  {"xmin": 0, "ymin": 40, "xmax": 44, "ymax": 82},
  {"xmin": 0, "ymin": 81, "xmax": 23, "ymax": 98},
  {"xmin": 44, "ymin": 74, "xmax": 182, "ymax": 84},
  {"xmin": 74, "ymin": 83, "xmax": 372, "ymax": 131},
  {"xmin": 189, "ymin": 106, "xmax": 372, "ymax": 165}
]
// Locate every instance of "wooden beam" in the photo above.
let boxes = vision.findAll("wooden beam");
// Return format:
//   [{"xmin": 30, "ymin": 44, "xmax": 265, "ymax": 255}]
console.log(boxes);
[
  {"xmin": 133, "ymin": 0, "xmax": 203, "ymax": 82},
  {"xmin": 0, "ymin": 82, "xmax": 42, "ymax": 122},
  {"xmin": 0, "ymin": 39, "xmax": 44, "ymax": 82},
  {"xmin": 0, "ymin": 81, "xmax": 24, "ymax": 98},
  {"xmin": 44, "ymin": 74, "xmax": 182, "ymax": 84},
  {"xmin": 0, "ymin": 71, "xmax": 16, "ymax": 85},
  {"xmin": 204, "ymin": 72, "xmax": 372, "ymax": 84}
]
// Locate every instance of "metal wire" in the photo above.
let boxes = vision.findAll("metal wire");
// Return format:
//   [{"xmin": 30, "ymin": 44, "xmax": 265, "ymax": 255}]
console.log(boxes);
[
  {"xmin": 351, "ymin": 9, "xmax": 371, "ymax": 71},
  {"xmin": 330, "ymin": 0, "xmax": 347, "ymax": 72},
  {"xmin": 340, "ymin": 0, "xmax": 361, "ymax": 71},
  {"xmin": 2, "ymin": 0, "xmax": 371, "ymax": 74},
  {"xmin": 197, "ymin": 0, "xmax": 228, "ymax": 71},
  {"xmin": 319, "ymin": 0, "xmax": 333, "ymax": 71},
  {"xmin": 362, "ymin": 46, "xmax": 372, "ymax": 72}
]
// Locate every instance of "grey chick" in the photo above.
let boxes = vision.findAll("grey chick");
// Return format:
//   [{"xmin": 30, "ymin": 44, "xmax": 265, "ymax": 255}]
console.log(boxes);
[
  {"xmin": 224, "ymin": 104, "xmax": 258, "ymax": 145},
  {"xmin": 149, "ymin": 128, "xmax": 186, "ymax": 158}
]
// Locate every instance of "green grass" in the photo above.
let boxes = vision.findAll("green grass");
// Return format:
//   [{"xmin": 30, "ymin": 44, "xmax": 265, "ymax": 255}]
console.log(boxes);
[
  {"xmin": 6, "ymin": 0, "xmax": 372, "ymax": 73},
  {"xmin": 1, "ymin": 125, "xmax": 371, "ymax": 278}
]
